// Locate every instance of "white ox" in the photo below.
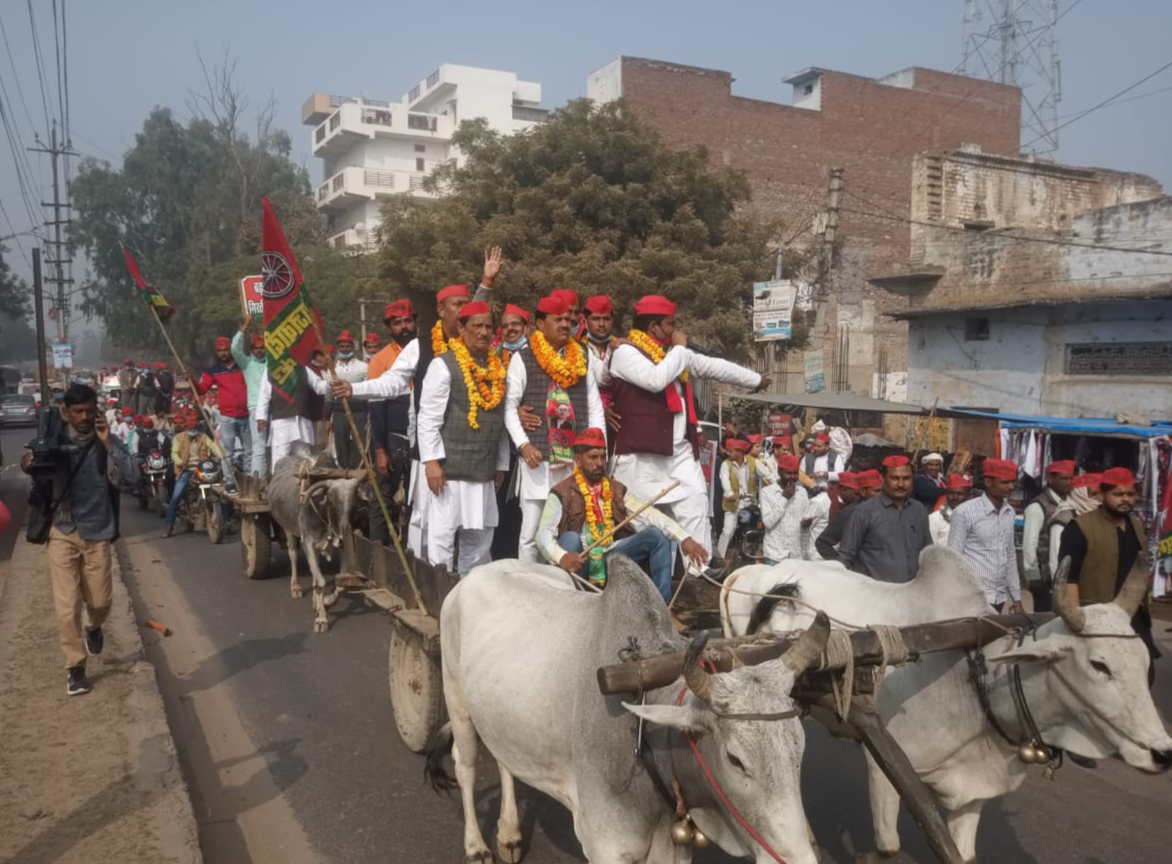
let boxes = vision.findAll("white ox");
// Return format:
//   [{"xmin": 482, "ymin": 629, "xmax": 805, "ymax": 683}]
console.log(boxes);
[
  {"xmin": 428, "ymin": 556, "xmax": 831, "ymax": 864},
  {"xmin": 721, "ymin": 545, "xmax": 1172, "ymax": 863}
]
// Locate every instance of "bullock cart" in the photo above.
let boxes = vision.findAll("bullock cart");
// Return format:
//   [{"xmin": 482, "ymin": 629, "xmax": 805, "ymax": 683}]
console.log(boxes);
[{"xmin": 597, "ymin": 611, "xmax": 1059, "ymax": 864}]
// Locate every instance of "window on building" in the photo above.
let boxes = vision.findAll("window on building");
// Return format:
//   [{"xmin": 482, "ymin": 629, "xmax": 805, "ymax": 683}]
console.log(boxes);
[
  {"xmin": 415, "ymin": 157, "xmax": 425, "ymax": 172},
  {"xmin": 414, "ymin": 144, "xmax": 426, "ymax": 153},
  {"xmin": 1065, "ymin": 341, "xmax": 1172, "ymax": 376},
  {"xmin": 803, "ymin": 84, "xmax": 814, "ymax": 96},
  {"xmin": 964, "ymin": 317, "xmax": 990, "ymax": 341}
]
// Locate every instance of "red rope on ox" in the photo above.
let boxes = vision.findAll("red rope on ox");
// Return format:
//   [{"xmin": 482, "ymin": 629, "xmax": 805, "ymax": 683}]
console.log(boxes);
[{"xmin": 676, "ymin": 681, "xmax": 788, "ymax": 864}]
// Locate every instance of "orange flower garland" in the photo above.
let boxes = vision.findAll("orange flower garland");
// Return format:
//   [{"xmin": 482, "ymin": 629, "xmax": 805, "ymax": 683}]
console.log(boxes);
[
  {"xmin": 574, "ymin": 465, "xmax": 614, "ymax": 545},
  {"xmin": 448, "ymin": 337, "xmax": 506, "ymax": 429},
  {"xmin": 530, "ymin": 330, "xmax": 587, "ymax": 389},
  {"xmin": 431, "ymin": 321, "xmax": 449, "ymax": 357},
  {"xmin": 627, "ymin": 329, "xmax": 688, "ymax": 383}
]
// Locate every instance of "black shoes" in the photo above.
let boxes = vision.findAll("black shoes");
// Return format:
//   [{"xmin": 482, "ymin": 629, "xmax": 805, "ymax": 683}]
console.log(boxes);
[
  {"xmin": 85, "ymin": 626, "xmax": 104, "ymax": 656},
  {"xmin": 67, "ymin": 666, "xmax": 92, "ymax": 696}
]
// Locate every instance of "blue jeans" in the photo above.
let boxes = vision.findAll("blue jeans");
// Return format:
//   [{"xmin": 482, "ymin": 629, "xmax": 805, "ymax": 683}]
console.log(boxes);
[
  {"xmin": 219, "ymin": 415, "xmax": 250, "ymax": 479},
  {"xmin": 558, "ymin": 528, "xmax": 674, "ymax": 602},
  {"xmin": 165, "ymin": 470, "xmax": 194, "ymax": 526}
]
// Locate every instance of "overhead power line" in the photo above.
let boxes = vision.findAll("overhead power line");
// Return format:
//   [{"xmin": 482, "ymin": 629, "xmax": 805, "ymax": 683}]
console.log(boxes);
[{"xmin": 25, "ymin": 0, "xmax": 55, "ymax": 138}]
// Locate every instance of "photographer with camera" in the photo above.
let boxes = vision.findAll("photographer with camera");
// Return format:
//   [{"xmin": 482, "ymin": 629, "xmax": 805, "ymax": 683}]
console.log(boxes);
[{"xmin": 20, "ymin": 383, "xmax": 140, "ymax": 696}]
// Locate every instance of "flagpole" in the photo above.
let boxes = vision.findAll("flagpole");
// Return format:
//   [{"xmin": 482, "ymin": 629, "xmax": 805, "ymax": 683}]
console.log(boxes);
[{"xmin": 308, "ymin": 316, "xmax": 428, "ymax": 617}]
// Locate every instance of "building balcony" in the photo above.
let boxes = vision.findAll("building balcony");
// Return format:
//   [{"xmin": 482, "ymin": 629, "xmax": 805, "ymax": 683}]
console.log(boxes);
[
  {"xmin": 311, "ymin": 101, "xmax": 453, "ymax": 156},
  {"xmin": 326, "ymin": 227, "xmax": 369, "ymax": 250},
  {"xmin": 316, "ymin": 167, "xmax": 437, "ymax": 211}
]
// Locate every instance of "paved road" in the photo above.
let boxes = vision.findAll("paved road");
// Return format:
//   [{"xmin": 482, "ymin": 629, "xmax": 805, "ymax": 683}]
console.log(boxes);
[{"xmin": 4, "ymin": 422, "xmax": 1170, "ymax": 864}]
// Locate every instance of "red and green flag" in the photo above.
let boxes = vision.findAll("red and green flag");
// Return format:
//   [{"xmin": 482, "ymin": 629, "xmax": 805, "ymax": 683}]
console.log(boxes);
[
  {"xmin": 121, "ymin": 246, "xmax": 175, "ymax": 322},
  {"xmin": 261, "ymin": 197, "xmax": 323, "ymax": 403}
]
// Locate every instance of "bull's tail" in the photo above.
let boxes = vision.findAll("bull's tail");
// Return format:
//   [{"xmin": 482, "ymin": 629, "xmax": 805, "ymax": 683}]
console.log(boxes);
[
  {"xmin": 424, "ymin": 722, "xmax": 458, "ymax": 793},
  {"xmin": 747, "ymin": 581, "xmax": 801, "ymax": 635}
]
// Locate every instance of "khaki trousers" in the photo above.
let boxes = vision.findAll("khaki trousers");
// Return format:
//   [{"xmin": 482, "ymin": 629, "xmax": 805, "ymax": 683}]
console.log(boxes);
[{"xmin": 47, "ymin": 527, "xmax": 113, "ymax": 668}]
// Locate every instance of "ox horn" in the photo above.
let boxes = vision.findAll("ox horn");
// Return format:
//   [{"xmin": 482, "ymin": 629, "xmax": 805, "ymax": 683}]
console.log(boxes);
[
  {"xmin": 301, "ymin": 480, "xmax": 333, "ymax": 502},
  {"xmin": 683, "ymin": 632, "xmax": 715, "ymax": 705},
  {"xmin": 781, "ymin": 611, "xmax": 832, "ymax": 676},
  {"xmin": 1052, "ymin": 556, "xmax": 1086, "ymax": 633},
  {"xmin": 1114, "ymin": 551, "xmax": 1152, "ymax": 618}
]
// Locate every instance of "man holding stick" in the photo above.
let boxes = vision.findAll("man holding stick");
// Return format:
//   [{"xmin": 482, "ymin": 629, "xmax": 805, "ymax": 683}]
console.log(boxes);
[{"xmin": 536, "ymin": 427, "xmax": 707, "ymax": 601}]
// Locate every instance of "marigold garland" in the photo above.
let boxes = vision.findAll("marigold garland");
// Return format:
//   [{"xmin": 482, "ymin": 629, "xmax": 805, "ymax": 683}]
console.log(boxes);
[
  {"xmin": 431, "ymin": 321, "xmax": 449, "ymax": 357},
  {"xmin": 448, "ymin": 337, "xmax": 506, "ymax": 429},
  {"xmin": 627, "ymin": 329, "xmax": 689, "ymax": 383},
  {"xmin": 575, "ymin": 465, "xmax": 614, "ymax": 546},
  {"xmin": 530, "ymin": 330, "xmax": 587, "ymax": 389}
]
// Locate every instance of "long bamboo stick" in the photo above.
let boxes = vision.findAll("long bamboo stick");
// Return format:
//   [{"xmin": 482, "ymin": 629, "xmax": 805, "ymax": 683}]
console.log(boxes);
[{"xmin": 583, "ymin": 480, "xmax": 681, "ymax": 554}]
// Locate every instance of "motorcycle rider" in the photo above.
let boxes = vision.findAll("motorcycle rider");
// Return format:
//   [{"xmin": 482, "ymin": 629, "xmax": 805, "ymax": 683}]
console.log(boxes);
[{"xmin": 163, "ymin": 411, "xmax": 224, "ymax": 537}]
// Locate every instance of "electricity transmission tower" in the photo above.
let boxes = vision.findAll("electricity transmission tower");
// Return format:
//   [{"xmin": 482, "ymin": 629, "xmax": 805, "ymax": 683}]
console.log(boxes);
[{"xmin": 962, "ymin": 0, "xmax": 1062, "ymax": 157}]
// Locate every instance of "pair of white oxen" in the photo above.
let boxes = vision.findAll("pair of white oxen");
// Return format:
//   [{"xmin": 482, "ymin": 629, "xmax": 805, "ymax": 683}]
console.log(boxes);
[{"xmin": 431, "ymin": 547, "xmax": 1171, "ymax": 864}]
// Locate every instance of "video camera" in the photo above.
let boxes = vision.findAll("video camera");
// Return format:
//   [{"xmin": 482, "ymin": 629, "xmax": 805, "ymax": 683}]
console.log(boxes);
[{"xmin": 25, "ymin": 405, "xmax": 80, "ymax": 476}]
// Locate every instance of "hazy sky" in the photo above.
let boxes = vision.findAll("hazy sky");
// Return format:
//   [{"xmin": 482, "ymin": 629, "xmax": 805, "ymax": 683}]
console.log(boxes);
[{"xmin": 2, "ymin": 0, "xmax": 1170, "ymax": 290}]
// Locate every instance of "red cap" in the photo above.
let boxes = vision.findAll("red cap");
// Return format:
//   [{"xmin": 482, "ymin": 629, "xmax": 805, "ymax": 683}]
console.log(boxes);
[
  {"xmin": 133, "ymin": 415, "xmax": 143, "ymax": 423},
  {"xmin": 1045, "ymin": 460, "xmax": 1076, "ymax": 475},
  {"xmin": 437, "ymin": 284, "xmax": 471, "ymax": 302},
  {"xmin": 336, "ymin": 330, "xmax": 355, "ymax": 343},
  {"xmin": 1101, "ymin": 467, "xmax": 1136, "ymax": 487},
  {"xmin": 384, "ymin": 299, "xmax": 416, "ymax": 319},
  {"xmin": 584, "ymin": 294, "xmax": 612, "ymax": 315},
  {"xmin": 982, "ymin": 459, "xmax": 1018, "ymax": 480},
  {"xmin": 215, "ymin": 337, "xmax": 230, "ymax": 349},
  {"xmin": 881, "ymin": 455, "xmax": 910, "ymax": 468},
  {"xmin": 364, "ymin": 332, "xmax": 381, "ymax": 344},
  {"xmin": 634, "ymin": 294, "xmax": 677, "ymax": 317},
  {"xmin": 124, "ymin": 358, "xmax": 134, "ymax": 364},
  {"xmin": 776, "ymin": 454, "xmax": 800, "ymax": 471},
  {"xmin": 106, "ymin": 398, "xmax": 117, "ymax": 404},
  {"xmin": 121, "ymin": 407, "xmax": 133, "ymax": 416},
  {"xmin": 772, "ymin": 435, "xmax": 792, "ymax": 447},
  {"xmin": 153, "ymin": 361, "xmax": 166, "ymax": 368},
  {"xmin": 837, "ymin": 472, "xmax": 859, "ymax": 490},
  {"xmin": 550, "ymin": 289, "xmax": 579, "ymax": 309},
  {"xmin": 250, "ymin": 335, "xmax": 265, "ymax": 348},
  {"xmin": 458, "ymin": 300, "xmax": 492, "ymax": 320},
  {"xmin": 726, "ymin": 438, "xmax": 752, "ymax": 453},
  {"xmin": 536, "ymin": 295, "xmax": 569, "ymax": 315},
  {"xmin": 1072, "ymin": 473, "xmax": 1102, "ymax": 489},
  {"xmin": 747, "ymin": 434, "xmax": 762, "ymax": 445},
  {"xmin": 326, "ymin": 346, "xmax": 335, "ymax": 354},
  {"xmin": 945, "ymin": 474, "xmax": 973, "ymax": 489},
  {"xmin": 857, "ymin": 470, "xmax": 883, "ymax": 488},
  {"xmin": 502, "ymin": 302, "xmax": 530, "ymax": 323},
  {"xmin": 572, "ymin": 427, "xmax": 607, "ymax": 450},
  {"xmin": 142, "ymin": 417, "xmax": 153, "ymax": 428},
  {"xmin": 816, "ymin": 433, "xmax": 831, "ymax": 442}
]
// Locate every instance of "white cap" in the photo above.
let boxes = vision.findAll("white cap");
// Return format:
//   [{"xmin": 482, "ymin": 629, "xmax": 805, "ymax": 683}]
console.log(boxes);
[{"xmin": 921, "ymin": 452, "xmax": 944, "ymax": 464}]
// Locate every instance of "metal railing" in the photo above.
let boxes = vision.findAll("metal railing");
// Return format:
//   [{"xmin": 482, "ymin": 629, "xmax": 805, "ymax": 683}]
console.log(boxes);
[
  {"xmin": 363, "ymin": 98, "xmax": 390, "ymax": 108},
  {"xmin": 329, "ymin": 113, "xmax": 340, "ymax": 131},
  {"xmin": 364, "ymin": 169, "xmax": 396, "ymax": 190},
  {"xmin": 408, "ymin": 84, "xmax": 421, "ymax": 102},
  {"xmin": 315, "ymin": 124, "xmax": 325, "ymax": 143},
  {"xmin": 409, "ymin": 174, "xmax": 426, "ymax": 192},
  {"xmin": 332, "ymin": 173, "xmax": 344, "ymax": 192},
  {"xmin": 329, "ymin": 94, "xmax": 355, "ymax": 107},
  {"xmin": 512, "ymin": 105, "xmax": 548, "ymax": 123},
  {"xmin": 317, "ymin": 183, "xmax": 329, "ymax": 202},
  {"xmin": 426, "ymin": 69, "xmax": 440, "ymax": 88},
  {"xmin": 407, "ymin": 113, "xmax": 438, "ymax": 132}
]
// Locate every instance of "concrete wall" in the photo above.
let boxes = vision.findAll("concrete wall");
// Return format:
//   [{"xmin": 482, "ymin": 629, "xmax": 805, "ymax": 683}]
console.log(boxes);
[{"xmin": 908, "ymin": 300, "xmax": 1172, "ymax": 417}]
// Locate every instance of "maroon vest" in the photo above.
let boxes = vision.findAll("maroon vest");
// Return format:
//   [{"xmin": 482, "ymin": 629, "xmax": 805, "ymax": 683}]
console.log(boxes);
[{"xmin": 611, "ymin": 347, "xmax": 699, "ymax": 460}]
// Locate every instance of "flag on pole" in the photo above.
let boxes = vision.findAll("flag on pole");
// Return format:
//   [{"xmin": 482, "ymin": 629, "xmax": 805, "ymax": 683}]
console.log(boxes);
[
  {"xmin": 121, "ymin": 246, "xmax": 175, "ymax": 322},
  {"xmin": 261, "ymin": 197, "xmax": 323, "ymax": 403}
]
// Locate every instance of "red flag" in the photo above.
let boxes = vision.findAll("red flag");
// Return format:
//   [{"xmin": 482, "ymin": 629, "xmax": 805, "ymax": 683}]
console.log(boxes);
[
  {"xmin": 261, "ymin": 198, "xmax": 323, "ymax": 403},
  {"xmin": 120, "ymin": 245, "xmax": 175, "ymax": 321}
]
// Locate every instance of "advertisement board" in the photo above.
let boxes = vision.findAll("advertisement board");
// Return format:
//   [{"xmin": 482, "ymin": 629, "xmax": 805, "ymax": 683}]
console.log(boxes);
[
  {"xmin": 52, "ymin": 342, "xmax": 73, "ymax": 369},
  {"xmin": 240, "ymin": 275, "xmax": 264, "ymax": 319},
  {"xmin": 752, "ymin": 280, "xmax": 797, "ymax": 341},
  {"xmin": 804, "ymin": 349, "xmax": 825, "ymax": 394}
]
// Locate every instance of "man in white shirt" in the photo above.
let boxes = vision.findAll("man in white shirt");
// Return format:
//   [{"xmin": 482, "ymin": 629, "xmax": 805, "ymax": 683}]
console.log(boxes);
[
  {"xmin": 761, "ymin": 454, "xmax": 810, "ymax": 563},
  {"xmin": 801, "ymin": 432, "xmax": 844, "ymax": 489},
  {"xmin": 948, "ymin": 459, "xmax": 1023, "ymax": 611},
  {"xmin": 1020, "ymin": 459, "xmax": 1074, "ymax": 613},
  {"xmin": 324, "ymin": 330, "xmax": 368, "ymax": 469},
  {"xmin": 609, "ymin": 294, "xmax": 768, "ymax": 554},
  {"xmin": 928, "ymin": 474, "xmax": 973, "ymax": 545},
  {"xmin": 716, "ymin": 438, "xmax": 768, "ymax": 559}
]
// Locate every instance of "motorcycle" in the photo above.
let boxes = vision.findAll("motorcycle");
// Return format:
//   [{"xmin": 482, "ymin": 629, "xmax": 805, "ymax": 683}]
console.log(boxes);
[
  {"xmin": 142, "ymin": 449, "xmax": 170, "ymax": 517},
  {"xmin": 730, "ymin": 500, "xmax": 765, "ymax": 563},
  {"xmin": 175, "ymin": 459, "xmax": 226, "ymax": 543}
]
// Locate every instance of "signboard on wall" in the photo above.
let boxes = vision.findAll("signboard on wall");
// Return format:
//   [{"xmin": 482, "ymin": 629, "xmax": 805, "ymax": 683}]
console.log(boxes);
[
  {"xmin": 767, "ymin": 411, "xmax": 793, "ymax": 437},
  {"xmin": 752, "ymin": 280, "xmax": 797, "ymax": 341},
  {"xmin": 804, "ymin": 350, "xmax": 825, "ymax": 393},
  {"xmin": 240, "ymin": 275, "xmax": 264, "ymax": 319},
  {"xmin": 52, "ymin": 342, "xmax": 73, "ymax": 369}
]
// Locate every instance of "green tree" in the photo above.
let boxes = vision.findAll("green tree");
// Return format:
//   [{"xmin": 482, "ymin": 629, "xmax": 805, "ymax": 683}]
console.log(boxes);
[
  {"xmin": 0, "ymin": 245, "xmax": 36, "ymax": 362},
  {"xmin": 374, "ymin": 100, "xmax": 782, "ymax": 360},
  {"xmin": 69, "ymin": 59, "xmax": 338, "ymax": 364}
]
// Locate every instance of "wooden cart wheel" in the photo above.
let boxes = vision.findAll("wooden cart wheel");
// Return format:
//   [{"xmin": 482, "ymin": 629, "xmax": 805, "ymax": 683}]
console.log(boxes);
[
  {"xmin": 206, "ymin": 500, "xmax": 223, "ymax": 545},
  {"xmin": 388, "ymin": 624, "xmax": 444, "ymax": 753},
  {"xmin": 241, "ymin": 513, "xmax": 272, "ymax": 579}
]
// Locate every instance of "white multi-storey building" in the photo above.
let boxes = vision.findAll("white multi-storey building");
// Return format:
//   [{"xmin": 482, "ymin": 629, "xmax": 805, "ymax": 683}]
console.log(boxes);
[{"xmin": 303, "ymin": 64, "xmax": 547, "ymax": 249}]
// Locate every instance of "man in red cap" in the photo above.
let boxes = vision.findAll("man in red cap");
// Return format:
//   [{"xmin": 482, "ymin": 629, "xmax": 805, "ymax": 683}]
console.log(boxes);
[
  {"xmin": 415, "ymin": 300, "xmax": 510, "ymax": 576},
  {"xmin": 232, "ymin": 317, "xmax": 270, "ymax": 475},
  {"xmin": 498, "ymin": 303, "xmax": 530, "ymax": 366},
  {"xmin": 803, "ymin": 431, "xmax": 844, "ymax": 490},
  {"xmin": 363, "ymin": 330, "xmax": 382, "ymax": 361},
  {"xmin": 582, "ymin": 294, "xmax": 616, "ymax": 399},
  {"xmin": 609, "ymin": 294, "xmax": 768, "ymax": 554},
  {"xmin": 307, "ymin": 330, "xmax": 368, "ymax": 469},
  {"xmin": 1021, "ymin": 459, "xmax": 1075, "ymax": 611},
  {"xmin": 505, "ymin": 294, "xmax": 604, "ymax": 562},
  {"xmin": 334, "ymin": 250, "xmax": 502, "ymax": 556},
  {"xmin": 815, "ymin": 471, "xmax": 863, "ymax": 560},
  {"xmin": 536, "ymin": 427, "xmax": 707, "ymax": 599},
  {"xmin": 947, "ymin": 459, "xmax": 1023, "ymax": 611},
  {"xmin": 164, "ymin": 410, "xmax": 224, "ymax": 537},
  {"xmin": 839, "ymin": 454, "xmax": 932, "ymax": 582},
  {"xmin": 117, "ymin": 358, "xmax": 139, "ymax": 415},
  {"xmin": 760, "ymin": 453, "xmax": 811, "ymax": 563},
  {"xmin": 928, "ymin": 474, "xmax": 973, "ymax": 546},
  {"xmin": 715, "ymin": 437, "xmax": 770, "ymax": 560},
  {"xmin": 194, "ymin": 334, "xmax": 248, "ymax": 491}
]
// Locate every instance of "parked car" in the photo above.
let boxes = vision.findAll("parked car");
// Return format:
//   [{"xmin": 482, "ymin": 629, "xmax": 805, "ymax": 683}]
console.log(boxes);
[{"xmin": 0, "ymin": 393, "xmax": 38, "ymax": 428}]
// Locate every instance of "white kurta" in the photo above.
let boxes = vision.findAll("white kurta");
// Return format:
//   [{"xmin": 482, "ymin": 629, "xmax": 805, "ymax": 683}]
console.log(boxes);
[
  {"xmin": 929, "ymin": 505, "xmax": 954, "ymax": 546},
  {"xmin": 760, "ymin": 484, "xmax": 810, "ymax": 562},
  {"xmin": 257, "ymin": 373, "xmax": 315, "ymax": 462},
  {"xmin": 609, "ymin": 343, "xmax": 761, "ymax": 553}
]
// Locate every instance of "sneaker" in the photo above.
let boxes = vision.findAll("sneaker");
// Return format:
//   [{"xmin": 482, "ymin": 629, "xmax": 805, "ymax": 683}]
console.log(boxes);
[
  {"xmin": 67, "ymin": 666, "xmax": 92, "ymax": 696},
  {"xmin": 85, "ymin": 627, "xmax": 104, "ymax": 656},
  {"xmin": 225, "ymin": 482, "xmax": 238, "ymax": 495},
  {"xmin": 164, "ymin": 523, "xmax": 174, "ymax": 538}
]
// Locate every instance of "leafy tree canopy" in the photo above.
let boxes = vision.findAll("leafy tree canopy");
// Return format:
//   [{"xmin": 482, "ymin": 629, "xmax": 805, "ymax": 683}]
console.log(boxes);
[
  {"xmin": 0, "ymin": 245, "xmax": 35, "ymax": 361},
  {"xmin": 375, "ymin": 99, "xmax": 784, "ymax": 360}
]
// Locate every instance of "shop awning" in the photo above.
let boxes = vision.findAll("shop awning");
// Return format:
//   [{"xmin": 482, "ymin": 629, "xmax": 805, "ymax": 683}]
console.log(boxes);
[
  {"xmin": 945, "ymin": 409, "xmax": 1172, "ymax": 440},
  {"xmin": 729, "ymin": 391, "xmax": 934, "ymax": 417}
]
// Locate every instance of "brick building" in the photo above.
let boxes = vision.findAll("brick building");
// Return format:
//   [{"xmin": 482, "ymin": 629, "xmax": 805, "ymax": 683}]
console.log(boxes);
[
  {"xmin": 587, "ymin": 56, "xmax": 1022, "ymax": 398},
  {"xmin": 872, "ymin": 146, "xmax": 1168, "ymax": 419}
]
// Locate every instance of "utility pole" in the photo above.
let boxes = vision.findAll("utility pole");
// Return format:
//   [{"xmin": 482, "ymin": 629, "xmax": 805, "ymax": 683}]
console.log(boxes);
[
  {"xmin": 33, "ymin": 249, "xmax": 50, "ymax": 403},
  {"xmin": 819, "ymin": 167, "xmax": 843, "ymax": 295},
  {"xmin": 30, "ymin": 126, "xmax": 78, "ymax": 358}
]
